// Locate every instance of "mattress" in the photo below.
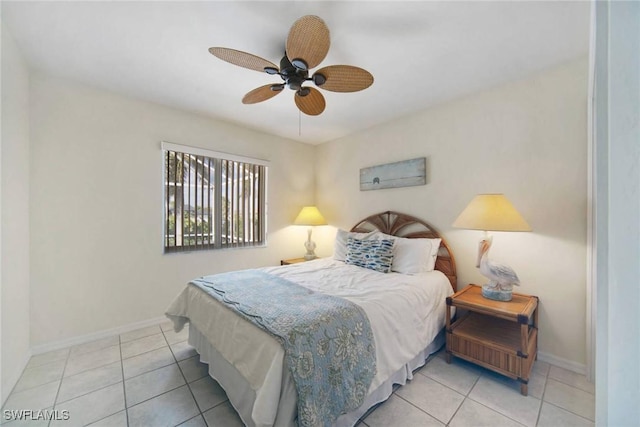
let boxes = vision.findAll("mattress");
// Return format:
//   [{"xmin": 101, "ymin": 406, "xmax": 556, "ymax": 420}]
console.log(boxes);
[{"xmin": 166, "ymin": 258, "xmax": 453, "ymax": 426}]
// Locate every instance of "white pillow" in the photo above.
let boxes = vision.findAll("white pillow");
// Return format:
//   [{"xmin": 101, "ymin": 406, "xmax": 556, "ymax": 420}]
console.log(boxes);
[
  {"xmin": 423, "ymin": 238, "xmax": 442, "ymax": 272},
  {"xmin": 379, "ymin": 233, "xmax": 442, "ymax": 274},
  {"xmin": 333, "ymin": 229, "xmax": 380, "ymax": 261}
]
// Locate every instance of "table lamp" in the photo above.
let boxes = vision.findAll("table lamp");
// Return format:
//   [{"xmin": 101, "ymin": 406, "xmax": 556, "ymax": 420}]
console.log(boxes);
[
  {"xmin": 452, "ymin": 194, "xmax": 531, "ymax": 301},
  {"xmin": 294, "ymin": 206, "xmax": 327, "ymax": 260}
]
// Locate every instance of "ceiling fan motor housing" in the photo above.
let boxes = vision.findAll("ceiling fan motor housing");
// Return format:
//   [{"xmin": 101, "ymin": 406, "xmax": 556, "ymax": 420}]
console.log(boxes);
[{"xmin": 278, "ymin": 55, "xmax": 310, "ymax": 91}]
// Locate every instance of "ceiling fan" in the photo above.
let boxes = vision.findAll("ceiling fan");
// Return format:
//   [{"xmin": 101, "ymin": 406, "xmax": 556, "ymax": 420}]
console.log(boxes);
[{"xmin": 209, "ymin": 15, "xmax": 374, "ymax": 116}]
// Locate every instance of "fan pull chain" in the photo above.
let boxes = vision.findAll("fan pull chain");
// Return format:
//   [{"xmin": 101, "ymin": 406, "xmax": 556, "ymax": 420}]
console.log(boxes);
[{"xmin": 299, "ymin": 109, "xmax": 302, "ymax": 136}]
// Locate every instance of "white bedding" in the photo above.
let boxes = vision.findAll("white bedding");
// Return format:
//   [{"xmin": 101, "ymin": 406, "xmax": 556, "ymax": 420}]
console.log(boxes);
[{"xmin": 166, "ymin": 258, "xmax": 453, "ymax": 427}]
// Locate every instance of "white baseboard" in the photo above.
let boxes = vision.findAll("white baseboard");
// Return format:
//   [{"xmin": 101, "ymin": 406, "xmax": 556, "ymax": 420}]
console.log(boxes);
[
  {"xmin": 31, "ymin": 315, "xmax": 169, "ymax": 356},
  {"xmin": 1, "ymin": 348, "xmax": 32, "ymax": 407},
  {"xmin": 538, "ymin": 350, "xmax": 586, "ymax": 375}
]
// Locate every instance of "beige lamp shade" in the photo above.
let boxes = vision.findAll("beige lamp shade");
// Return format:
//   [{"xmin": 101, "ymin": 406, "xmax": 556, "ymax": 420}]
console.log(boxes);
[
  {"xmin": 294, "ymin": 206, "xmax": 327, "ymax": 226},
  {"xmin": 452, "ymin": 194, "xmax": 531, "ymax": 232}
]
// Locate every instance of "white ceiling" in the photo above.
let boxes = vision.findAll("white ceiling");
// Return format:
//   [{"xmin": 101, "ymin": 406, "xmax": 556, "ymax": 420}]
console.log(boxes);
[{"xmin": 2, "ymin": 1, "xmax": 590, "ymax": 144}]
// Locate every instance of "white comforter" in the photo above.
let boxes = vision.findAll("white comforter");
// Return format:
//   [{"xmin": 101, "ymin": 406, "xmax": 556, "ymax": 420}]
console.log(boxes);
[{"xmin": 166, "ymin": 258, "xmax": 453, "ymax": 426}]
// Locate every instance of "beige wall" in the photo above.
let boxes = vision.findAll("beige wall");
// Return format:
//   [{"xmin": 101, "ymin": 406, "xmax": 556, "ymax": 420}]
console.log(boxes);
[
  {"xmin": 315, "ymin": 58, "xmax": 588, "ymax": 367},
  {"xmin": 1, "ymin": 24, "xmax": 31, "ymax": 403},
  {"xmin": 29, "ymin": 74, "xmax": 316, "ymax": 346}
]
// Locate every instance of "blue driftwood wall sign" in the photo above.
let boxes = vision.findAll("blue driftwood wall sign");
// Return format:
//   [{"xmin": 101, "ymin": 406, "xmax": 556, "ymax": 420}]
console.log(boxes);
[{"xmin": 360, "ymin": 157, "xmax": 426, "ymax": 191}]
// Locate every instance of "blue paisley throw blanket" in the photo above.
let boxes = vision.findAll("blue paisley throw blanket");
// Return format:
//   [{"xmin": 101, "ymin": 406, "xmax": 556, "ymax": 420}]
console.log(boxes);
[{"xmin": 190, "ymin": 270, "xmax": 377, "ymax": 427}]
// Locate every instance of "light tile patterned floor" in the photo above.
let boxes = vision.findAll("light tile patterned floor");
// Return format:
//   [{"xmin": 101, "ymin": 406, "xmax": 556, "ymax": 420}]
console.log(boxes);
[{"xmin": 1, "ymin": 322, "xmax": 595, "ymax": 426}]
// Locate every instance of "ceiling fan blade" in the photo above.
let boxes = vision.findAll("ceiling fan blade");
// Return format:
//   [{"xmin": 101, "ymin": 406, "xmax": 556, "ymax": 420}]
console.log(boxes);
[
  {"xmin": 313, "ymin": 65, "xmax": 374, "ymax": 92},
  {"xmin": 286, "ymin": 15, "xmax": 330, "ymax": 70},
  {"xmin": 209, "ymin": 47, "xmax": 279, "ymax": 73},
  {"xmin": 242, "ymin": 84, "xmax": 283, "ymax": 104},
  {"xmin": 295, "ymin": 87, "xmax": 325, "ymax": 116}
]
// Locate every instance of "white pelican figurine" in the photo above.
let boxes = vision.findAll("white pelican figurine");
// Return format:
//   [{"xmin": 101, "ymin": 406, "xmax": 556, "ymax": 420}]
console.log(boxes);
[{"xmin": 476, "ymin": 237, "xmax": 520, "ymax": 301}]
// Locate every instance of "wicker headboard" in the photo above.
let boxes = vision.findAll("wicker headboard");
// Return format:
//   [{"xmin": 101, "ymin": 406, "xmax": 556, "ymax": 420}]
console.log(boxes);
[{"xmin": 350, "ymin": 211, "xmax": 457, "ymax": 292}]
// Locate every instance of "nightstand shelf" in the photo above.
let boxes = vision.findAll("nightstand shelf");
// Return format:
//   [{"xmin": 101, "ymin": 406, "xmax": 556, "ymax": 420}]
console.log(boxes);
[
  {"xmin": 280, "ymin": 258, "xmax": 307, "ymax": 266},
  {"xmin": 446, "ymin": 284, "xmax": 538, "ymax": 396}
]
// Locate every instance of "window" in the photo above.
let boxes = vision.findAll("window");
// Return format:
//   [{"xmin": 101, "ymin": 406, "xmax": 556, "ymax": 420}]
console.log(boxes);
[{"xmin": 162, "ymin": 142, "xmax": 267, "ymax": 253}]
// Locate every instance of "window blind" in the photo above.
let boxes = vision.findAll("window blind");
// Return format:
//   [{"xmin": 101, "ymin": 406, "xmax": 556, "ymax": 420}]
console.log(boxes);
[{"xmin": 162, "ymin": 142, "xmax": 267, "ymax": 253}]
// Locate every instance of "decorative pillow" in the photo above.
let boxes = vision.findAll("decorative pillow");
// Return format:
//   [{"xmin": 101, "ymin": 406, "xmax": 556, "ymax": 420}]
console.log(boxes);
[
  {"xmin": 378, "ymin": 233, "xmax": 442, "ymax": 274},
  {"xmin": 345, "ymin": 238, "xmax": 395, "ymax": 273},
  {"xmin": 333, "ymin": 229, "xmax": 380, "ymax": 261}
]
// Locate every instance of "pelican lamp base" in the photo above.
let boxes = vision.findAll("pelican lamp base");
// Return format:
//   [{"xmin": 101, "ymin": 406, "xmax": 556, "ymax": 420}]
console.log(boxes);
[{"xmin": 482, "ymin": 284, "xmax": 513, "ymax": 301}]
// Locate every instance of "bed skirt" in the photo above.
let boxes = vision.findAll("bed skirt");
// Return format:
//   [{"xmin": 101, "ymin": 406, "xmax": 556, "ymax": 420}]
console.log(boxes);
[{"xmin": 187, "ymin": 322, "xmax": 445, "ymax": 427}]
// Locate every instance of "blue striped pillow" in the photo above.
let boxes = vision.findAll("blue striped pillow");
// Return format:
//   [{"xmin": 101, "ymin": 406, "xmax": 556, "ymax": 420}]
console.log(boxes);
[{"xmin": 345, "ymin": 238, "xmax": 395, "ymax": 273}]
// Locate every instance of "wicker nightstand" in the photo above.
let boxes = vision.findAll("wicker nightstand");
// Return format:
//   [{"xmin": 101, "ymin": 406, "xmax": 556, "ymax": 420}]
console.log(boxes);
[
  {"xmin": 280, "ymin": 258, "xmax": 308, "ymax": 266},
  {"xmin": 445, "ymin": 284, "xmax": 539, "ymax": 395}
]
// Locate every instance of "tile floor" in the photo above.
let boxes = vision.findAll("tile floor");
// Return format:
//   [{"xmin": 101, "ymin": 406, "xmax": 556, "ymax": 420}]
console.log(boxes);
[{"xmin": 1, "ymin": 322, "xmax": 595, "ymax": 427}]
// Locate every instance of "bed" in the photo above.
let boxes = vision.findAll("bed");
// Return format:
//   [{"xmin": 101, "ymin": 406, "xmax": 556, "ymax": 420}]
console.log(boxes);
[{"xmin": 166, "ymin": 211, "xmax": 457, "ymax": 427}]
